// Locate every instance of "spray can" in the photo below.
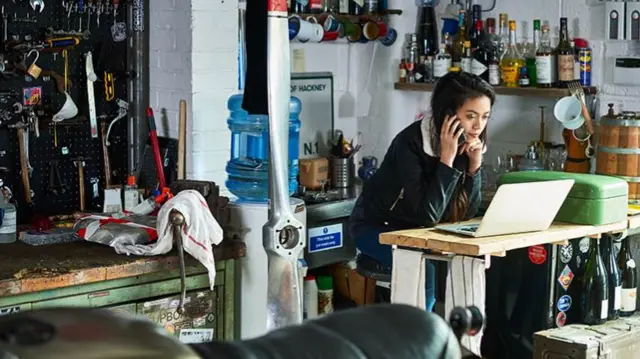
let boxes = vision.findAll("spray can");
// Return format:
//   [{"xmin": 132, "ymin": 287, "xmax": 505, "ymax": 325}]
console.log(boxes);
[{"xmin": 579, "ymin": 47, "xmax": 592, "ymax": 87}]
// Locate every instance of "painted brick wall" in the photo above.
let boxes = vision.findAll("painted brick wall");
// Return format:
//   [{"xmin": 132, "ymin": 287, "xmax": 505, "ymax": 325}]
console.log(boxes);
[
  {"xmin": 295, "ymin": 0, "xmax": 640, "ymax": 169},
  {"xmin": 150, "ymin": 0, "xmax": 238, "ymax": 192}
]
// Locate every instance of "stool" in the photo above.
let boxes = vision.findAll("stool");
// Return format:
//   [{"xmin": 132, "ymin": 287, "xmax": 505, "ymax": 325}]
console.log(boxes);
[{"xmin": 356, "ymin": 254, "xmax": 392, "ymax": 303}]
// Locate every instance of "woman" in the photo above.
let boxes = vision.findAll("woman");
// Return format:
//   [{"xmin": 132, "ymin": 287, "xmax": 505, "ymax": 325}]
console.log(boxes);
[{"xmin": 349, "ymin": 72, "xmax": 496, "ymax": 311}]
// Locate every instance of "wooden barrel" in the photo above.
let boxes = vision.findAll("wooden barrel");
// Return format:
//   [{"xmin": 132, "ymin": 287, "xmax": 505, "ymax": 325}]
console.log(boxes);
[{"xmin": 596, "ymin": 117, "xmax": 640, "ymax": 202}]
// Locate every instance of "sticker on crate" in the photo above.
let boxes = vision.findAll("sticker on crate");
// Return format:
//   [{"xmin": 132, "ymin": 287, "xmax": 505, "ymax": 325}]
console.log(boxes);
[
  {"xmin": 179, "ymin": 328, "xmax": 214, "ymax": 344},
  {"xmin": 559, "ymin": 244, "xmax": 573, "ymax": 264},
  {"xmin": 557, "ymin": 295, "xmax": 572, "ymax": 312},
  {"xmin": 528, "ymin": 245, "xmax": 547, "ymax": 265},
  {"xmin": 308, "ymin": 223, "xmax": 343, "ymax": 253},
  {"xmin": 557, "ymin": 265, "xmax": 575, "ymax": 291},
  {"xmin": 555, "ymin": 311, "xmax": 567, "ymax": 327}
]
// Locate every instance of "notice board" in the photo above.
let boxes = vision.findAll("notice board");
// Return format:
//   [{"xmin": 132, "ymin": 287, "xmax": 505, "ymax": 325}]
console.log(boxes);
[{"xmin": 291, "ymin": 72, "xmax": 335, "ymax": 159}]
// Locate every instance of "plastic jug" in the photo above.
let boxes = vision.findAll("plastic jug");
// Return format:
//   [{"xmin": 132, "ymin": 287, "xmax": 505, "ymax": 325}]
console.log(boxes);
[{"xmin": 225, "ymin": 94, "xmax": 302, "ymax": 201}]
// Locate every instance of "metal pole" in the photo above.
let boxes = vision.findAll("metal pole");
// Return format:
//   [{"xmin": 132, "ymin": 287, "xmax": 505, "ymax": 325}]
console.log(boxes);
[{"xmin": 127, "ymin": 0, "xmax": 149, "ymax": 173}]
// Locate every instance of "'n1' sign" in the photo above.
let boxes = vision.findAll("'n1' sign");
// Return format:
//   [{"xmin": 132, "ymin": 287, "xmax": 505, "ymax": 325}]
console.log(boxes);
[{"xmin": 267, "ymin": 0, "xmax": 287, "ymax": 13}]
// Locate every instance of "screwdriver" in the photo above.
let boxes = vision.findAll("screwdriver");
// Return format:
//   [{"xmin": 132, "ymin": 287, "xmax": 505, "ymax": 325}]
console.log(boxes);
[{"xmin": 96, "ymin": 0, "xmax": 102, "ymax": 26}]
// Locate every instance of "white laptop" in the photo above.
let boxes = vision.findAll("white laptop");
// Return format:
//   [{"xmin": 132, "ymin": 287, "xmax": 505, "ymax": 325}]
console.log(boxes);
[{"xmin": 435, "ymin": 179, "xmax": 575, "ymax": 238}]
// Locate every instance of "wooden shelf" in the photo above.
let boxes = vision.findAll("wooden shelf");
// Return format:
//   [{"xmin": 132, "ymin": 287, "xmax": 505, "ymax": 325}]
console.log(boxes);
[
  {"xmin": 294, "ymin": 9, "xmax": 402, "ymax": 23},
  {"xmin": 394, "ymin": 82, "xmax": 598, "ymax": 98}
]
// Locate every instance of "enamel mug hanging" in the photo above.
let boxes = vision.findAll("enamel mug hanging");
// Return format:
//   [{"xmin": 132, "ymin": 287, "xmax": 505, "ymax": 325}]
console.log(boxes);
[{"xmin": 26, "ymin": 50, "xmax": 42, "ymax": 79}]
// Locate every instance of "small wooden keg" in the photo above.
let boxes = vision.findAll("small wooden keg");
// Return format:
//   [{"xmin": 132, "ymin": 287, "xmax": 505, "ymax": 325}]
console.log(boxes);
[{"xmin": 596, "ymin": 114, "xmax": 640, "ymax": 202}]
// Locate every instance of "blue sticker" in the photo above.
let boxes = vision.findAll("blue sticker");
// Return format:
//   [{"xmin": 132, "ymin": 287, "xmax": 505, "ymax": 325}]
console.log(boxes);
[
  {"xmin": 557, "ymin": 295, "xmax": 572, "ymax": 312},
  {"xmin": 308, "ymin": 223, "xmax": 343, "ymax": 253}
]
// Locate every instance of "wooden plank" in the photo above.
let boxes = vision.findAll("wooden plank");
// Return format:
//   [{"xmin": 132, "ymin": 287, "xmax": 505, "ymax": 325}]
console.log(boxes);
[
  {"xmin": 379, "ymin": 220, "xmax": 628, "ymax": 256},
  {"xmin": 0, "ymin": 241, "xmax": 245, "ymax": 297},
  {"xmin": 394, "ymin": 82, "xmax": 597, "ymax": 98}
]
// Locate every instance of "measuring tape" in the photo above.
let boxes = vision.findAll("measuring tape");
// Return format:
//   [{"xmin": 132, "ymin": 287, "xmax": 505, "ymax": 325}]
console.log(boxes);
[{"xmin": 85, "ymin": 51, "xmax": 98, "ymax": 138}]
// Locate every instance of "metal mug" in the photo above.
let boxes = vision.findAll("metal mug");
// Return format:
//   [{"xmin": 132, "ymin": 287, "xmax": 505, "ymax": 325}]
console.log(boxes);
[
  {"xmin": 323, "ymin": 14, "xmax": 340, "ymax": 32},
  {"xmin": 379, "ymin": 27, "xmax": 397, "ymax": 46},
  {"xmin": 305, "ymin": 16, "xmax": 324, "ymax": 43},
  {"xmin": 361, "ymin": 20, "xmax": 381, "ymax": 41},
  {"xmin": 339, "ymin": 19, "xmax": 357, "ymax": 38}
]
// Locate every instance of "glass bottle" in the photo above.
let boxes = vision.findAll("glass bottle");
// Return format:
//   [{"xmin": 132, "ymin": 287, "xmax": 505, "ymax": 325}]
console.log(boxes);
[
  {"xmin": 526, "ymin": 20, "xmax": 541, "ymax": 87},
  {"xmin": 556, "ymin": 17, "xmax": 575, "ymax": 86},
  {"xmin": 349, "ymin": 0, "xmax": 364, "ymax": 15},
  {"xmin": 486, "ymin": 18, "xmax": 501, "ymax": 86},
  {"xmin": 407, "ymin": 33, "xmax": 419, "ymax": 83},
  {"xmin": 601, "ymin": 238, "xmax": 621, "ymax": 320},
  {"xmin": 469, "ymin": 19, "xmax": 484, "ymax": 51},
  {"xmin": 416, "ymin": 4, "xmax": 439, "ymax": 57},
  {"xmin": 453, "ymin": 10, "xmax": 467, "ymax": 68},
  {"xmin": 536, "ymin": 25, "xmax": 555, "ymax": 88},
  {"xmin": 518, "ymin": 66, "xmax": 530, "ymax": 87},
  {"xmin": 338, "ymin": 0, "xmax": 349, "ymax": 14},
  {"xmin": 433, "ymin": 42, "xmax": 452, "ymax": 80},
  {"xmin": 471, "ymin": 20, "xmax": 489, "ymax": 81},
  {"xmin": 618, "ymin": 237, "xmax": 638, "ymax": 317},
  {"xmin": 497, "ymin": 13, "xmax": 509, "ymax": 59},
  {"xmin": 398, "ymin": 59, "xmax": 408, "ymax": 83},
  {"xmin": 461, "ymin": 40, "xmax": 472, "ymax": 73},
  {"xmin": 581, "ymin": 238, "xmax": 609, "ymax": 325},
  {"xmin": 500, "ymin": 20, "xmax": 524, "ymax": 88},
  {"xmin": 290, "ymin": 0, "xmax": 309, "ymax": 13}
]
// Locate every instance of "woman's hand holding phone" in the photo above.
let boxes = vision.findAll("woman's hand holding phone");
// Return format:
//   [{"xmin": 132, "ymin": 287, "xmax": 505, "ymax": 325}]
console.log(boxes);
[{"xmin": 440, "ymin": 114, "xmax": 464, "ymax": 168}]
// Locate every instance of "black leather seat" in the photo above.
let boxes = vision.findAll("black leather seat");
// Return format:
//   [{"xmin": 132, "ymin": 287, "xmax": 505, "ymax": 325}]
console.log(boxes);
[
  {"xmin": 0, "ymin": 304, "xmax": 465, "ymax": 359},
  {"xmin": 193, "ymin": 304, "xmax": 462, "ymax": 359},
  {"xmin": 356, "ymin": 253, "xmax": 393, "ymax": 283}
]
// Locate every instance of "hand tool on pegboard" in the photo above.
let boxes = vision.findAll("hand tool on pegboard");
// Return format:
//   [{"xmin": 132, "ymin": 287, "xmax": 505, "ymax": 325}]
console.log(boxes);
[
  {"xmin": 48, "ymin": 160, "xmax": 67, "ymax": 195},
  {"xmin": 146, "ymin": 107, "xmax": 166, "ymax": 190},
  {"xmin": 72, "ymin": 157, "xmax": 89, "ymax": 212},
  {"xmin": 101, "ymin": 119, "xmax": 123, "ymax": 212},
  {"xmin": 85, "ymin": 51, "xmax": 99, "ymax": 138},
  {"xmin": 8, "ymin": 122, "xmax": 34, "ymax": 207}
]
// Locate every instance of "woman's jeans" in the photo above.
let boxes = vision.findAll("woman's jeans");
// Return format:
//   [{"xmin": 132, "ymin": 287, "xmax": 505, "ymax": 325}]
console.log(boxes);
[{"xmin": 354, "ymin": 225, "xmax": 436, "ymax": 312}]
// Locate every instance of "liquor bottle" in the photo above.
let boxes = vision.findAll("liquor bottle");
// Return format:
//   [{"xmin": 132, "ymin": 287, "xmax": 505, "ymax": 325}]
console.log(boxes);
[
  {"xmin": 469, "ymin": 20, "xmax": 484, "ymax": 51},
  {"xmin": 417, "ymin": 5, "xmax": 439, "ymax": 57},
  {"xmin": 434, "ymin": 42, "xmax": 452, "ymax": 80},
  {"xmin": 349, "ymin": 0, "xmax": 364, "ymax": 15},
  {"xmin": 415, "ymin": 55, "xmax": 427, "ymax": 83},
  {"xmin": 556, "ymin": 17, "xmax": 574, "ymax": 86},
  {"xmin": 471, "ymin": 21, "xmax": 490, "ymax": 82},
  {"xmin": 407, "ymin": 33, "xmax": 419, "ymax": 83},
  {"xmin": 497, "ymin": 13, "xmax": 509, "ymax": 59},
  {"xmin": 290, "ymin": 0, "xmax": 309, "ymax": 13},
  {"xmin": 309, "ymin": 0, "xmax": 323, "ymax": 13},
  {"xmin": 461, "ymin": 41, "xmax": 472, "ymax": 73},
  {"xmin": 536, "ymin": 25, "xmax": 555, "ymax": 88},
  {"xmin": 338, "ymin": 0, "xmax": 349, "ymax": 14},
  {"xmin": 526, "ymin": 20, "xmax": 541, "ymax": 87},
  {"xmin": 518, "ymin": 67, "xmax": 530, "ymax": 87},
  {"xmin": 467, "ymin": 4, "xmax": 482, "ymax": 39},
  {"xmin": 618, "ymin": 237, "xmax": 638, "ymax": 317},
  {"xmin": 398, "ymin": 59, "xmax": 407, "ymax": 83},
  {"xmin": 601, "ymin": 238, "xmax": 621, "ymax": 320},
  {"xmin": 453, "ymin": 10, "xmax": 467, "ymax": 68},
  {"xmin": 581, "ymin": 238, "xmax": 609, "ymax": 325},
  {"xmin": 486, "ymin": 18, "xmax": 501, "ymax": 86},
  {"xmin": 500, "ymin": 20, "xmax": 524, "ymax": 88}
]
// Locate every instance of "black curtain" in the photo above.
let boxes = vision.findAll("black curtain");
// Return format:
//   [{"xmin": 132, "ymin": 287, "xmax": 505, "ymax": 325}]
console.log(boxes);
[{"xmin": 243, "ymin": 0, "xmax": 268, "ymax": 115}]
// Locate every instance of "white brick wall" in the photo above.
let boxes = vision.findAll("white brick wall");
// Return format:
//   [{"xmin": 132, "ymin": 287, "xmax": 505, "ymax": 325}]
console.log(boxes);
[{"xmin": 150, "ymin": 0, "xmax": 238, "ymax": 192}]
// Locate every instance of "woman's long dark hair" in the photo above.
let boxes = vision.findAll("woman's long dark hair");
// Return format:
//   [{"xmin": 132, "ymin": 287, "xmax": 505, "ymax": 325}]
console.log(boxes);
[{"xmin": 429, "ymin": 72, "xmax": 496, "ymax": 222}]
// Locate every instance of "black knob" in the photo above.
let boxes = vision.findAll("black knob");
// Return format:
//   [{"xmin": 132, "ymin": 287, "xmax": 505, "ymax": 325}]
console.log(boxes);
[{"xmin": 0, "ymin": 318, "xmax": 55, "ymax": 346}]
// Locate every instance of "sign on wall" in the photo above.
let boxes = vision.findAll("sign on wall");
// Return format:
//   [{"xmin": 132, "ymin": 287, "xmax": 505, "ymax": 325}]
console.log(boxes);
[{"xmin": 291, "ymin": 72, "xmax": 335, "ymax": 159}]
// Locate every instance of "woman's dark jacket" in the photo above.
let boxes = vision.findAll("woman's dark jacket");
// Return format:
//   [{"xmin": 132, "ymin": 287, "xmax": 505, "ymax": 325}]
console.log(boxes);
[{"xmin": 349, "ymin": 119, "xmax": 482, "ymax": 239}]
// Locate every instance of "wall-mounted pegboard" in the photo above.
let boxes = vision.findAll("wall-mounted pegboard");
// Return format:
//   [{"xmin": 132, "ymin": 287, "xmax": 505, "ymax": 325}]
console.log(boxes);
[{"xmin": 0, "ymin": 0, "xmax": 130, "ymax": 221}]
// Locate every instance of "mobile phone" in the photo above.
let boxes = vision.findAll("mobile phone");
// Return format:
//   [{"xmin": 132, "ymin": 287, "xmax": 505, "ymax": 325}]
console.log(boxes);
[{"xmin": 458, "ymin": 131, "xmax": 466, "ymax": 146}]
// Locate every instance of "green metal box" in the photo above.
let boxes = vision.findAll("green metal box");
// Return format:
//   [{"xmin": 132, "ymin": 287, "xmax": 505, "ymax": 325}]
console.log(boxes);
[{"xmin": 498, "ymin": 171, "xmax": 628, "ymax": 225}]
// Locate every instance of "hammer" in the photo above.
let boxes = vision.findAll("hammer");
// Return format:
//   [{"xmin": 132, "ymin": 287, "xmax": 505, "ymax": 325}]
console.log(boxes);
[
  {"xmin": 8, "ymin": 122, "xmax": 32, "ymax": 205},
  {"xmin": 72, "ymin": 157, "xmax": 90, "ymax": 211}
]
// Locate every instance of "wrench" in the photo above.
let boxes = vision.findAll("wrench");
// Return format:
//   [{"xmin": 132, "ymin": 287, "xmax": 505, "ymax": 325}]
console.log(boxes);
[
  {"xmin": 105, "ymin": 99, "xmax": 128, "ymax": 146},
  {"xmin": 29, "ymin": 0, "xmax": 44, "ymax": 13}
]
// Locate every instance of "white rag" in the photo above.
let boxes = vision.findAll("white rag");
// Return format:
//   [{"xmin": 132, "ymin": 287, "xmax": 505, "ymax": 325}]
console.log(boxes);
[
  {"xmin": 390, "ymin": 248, "xmax": 426, "ymax": 310},
  {"xmin": 113, "ymin": 190, "xmax": 224, "ymax": 289},
  {"xmin": 445, "ymin": 256, "xmax": 486, "ymax": 357}
]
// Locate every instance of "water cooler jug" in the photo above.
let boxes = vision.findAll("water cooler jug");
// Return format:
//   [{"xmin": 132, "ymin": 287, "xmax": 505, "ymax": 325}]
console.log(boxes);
[{"xmin": 225, "ymin": 94, "xmax": 302, "ymax": 202}]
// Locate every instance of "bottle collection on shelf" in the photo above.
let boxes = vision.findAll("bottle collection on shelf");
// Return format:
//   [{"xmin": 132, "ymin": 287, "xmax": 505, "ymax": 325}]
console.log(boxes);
[
  {"xmin": 399, "ymin": 7, "xmax": 593, "ymax": 89},
  {"xmin": 581, "ymin": 237, "xmax": 637, "ymax": 326}
]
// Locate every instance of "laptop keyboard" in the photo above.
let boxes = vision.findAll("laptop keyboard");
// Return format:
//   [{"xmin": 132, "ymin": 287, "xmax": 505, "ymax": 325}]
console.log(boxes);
[{"xmin": 459, "ymin": 224, "xmax": 479, "ymax": 233}]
